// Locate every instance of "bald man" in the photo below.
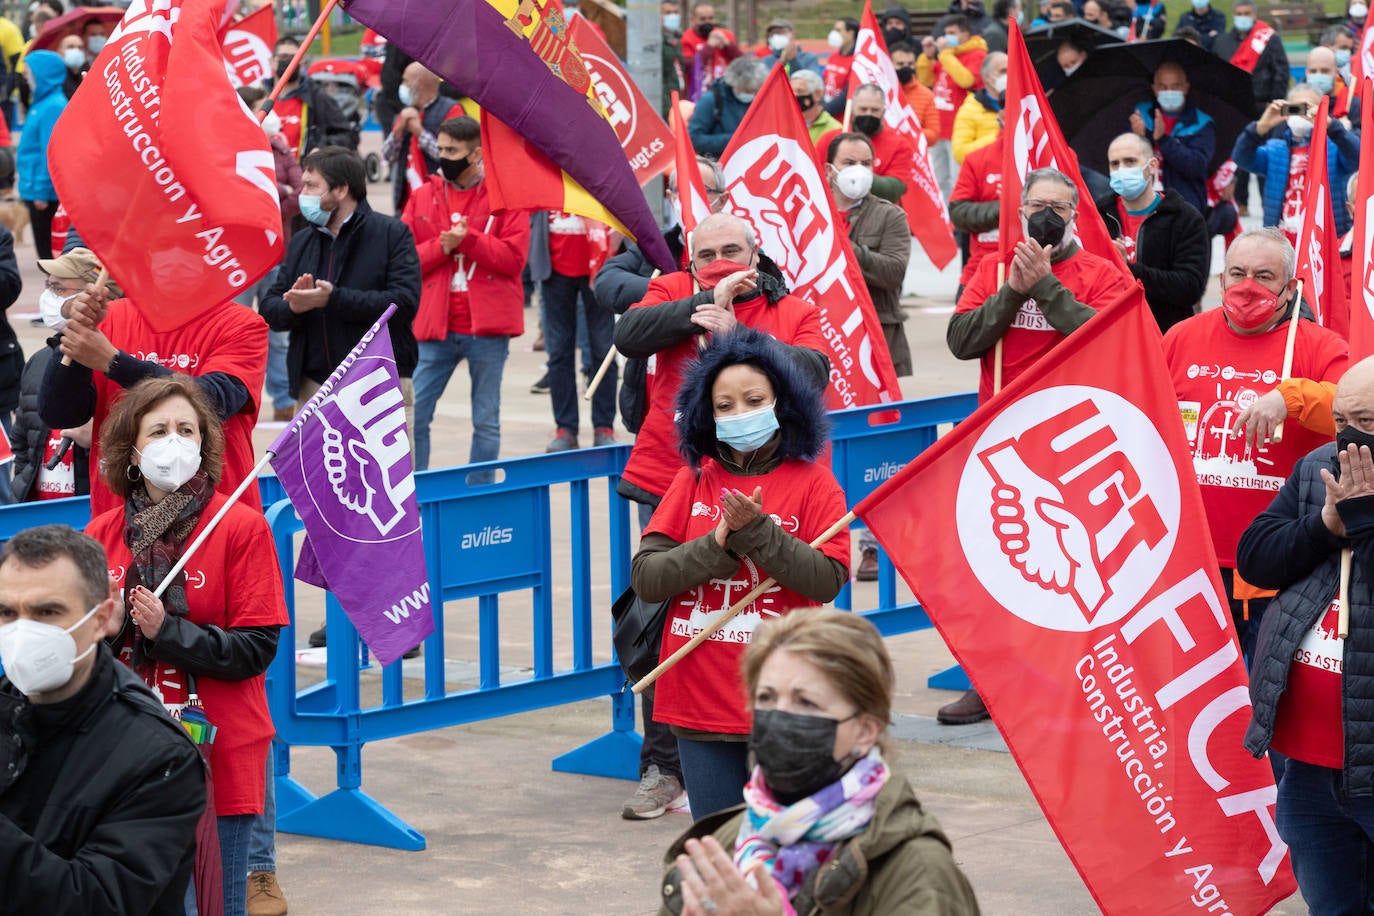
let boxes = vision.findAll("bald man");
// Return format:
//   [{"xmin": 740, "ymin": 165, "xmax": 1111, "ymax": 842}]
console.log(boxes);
[
  {"xmin": 1238, "ymin": 354, "xmax": 1374, "ymax": 910},
  {"xmin": 1094, "ymin": 131, "xmax": 1208, "ymax": 332},
  {"xmin": 381, "ymin": 62, "xmax": 466, "ymax": 211},
  {"xmin": 1127, "ymin": 61, "xmax": 1216, "ymax": 214}
]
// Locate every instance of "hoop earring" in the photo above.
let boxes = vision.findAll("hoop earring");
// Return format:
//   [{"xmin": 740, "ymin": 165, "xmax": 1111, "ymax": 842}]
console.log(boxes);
[{"xmin": 126, "ymin": 464, "xmax": 141, "ymax": 482}]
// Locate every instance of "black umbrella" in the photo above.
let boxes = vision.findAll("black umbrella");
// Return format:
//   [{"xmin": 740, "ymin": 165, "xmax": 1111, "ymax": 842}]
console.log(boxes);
[
  {"xmin": 1023, "ymin": 19, "xmax": 1123, "ymax": 90},
  {"xmin": 1047, "ymin": 38, "xmax": 1256, "ymax": 177}
]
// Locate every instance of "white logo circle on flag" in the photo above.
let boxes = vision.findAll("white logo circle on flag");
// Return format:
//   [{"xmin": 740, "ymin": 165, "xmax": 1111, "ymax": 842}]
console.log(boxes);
[{"xmin": 955, "ymin": 386, "xmax": 1180, "ymax": 632}]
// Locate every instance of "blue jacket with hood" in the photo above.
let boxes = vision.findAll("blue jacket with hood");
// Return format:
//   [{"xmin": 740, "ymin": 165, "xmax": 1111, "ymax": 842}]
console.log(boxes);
[{"xmin": 17, "ymin": 50, "xmax": 68, "ymax": 203}]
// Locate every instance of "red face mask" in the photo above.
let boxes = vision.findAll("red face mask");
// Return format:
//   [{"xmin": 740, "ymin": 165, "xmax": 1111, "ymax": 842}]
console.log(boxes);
[
  {"xmin": 1221, "ymin": 277, "xmax": 1285, "ymax": 331},
  {"xmin": 693, "ymin": 257, "xmax": 752, "ymax": 291}
]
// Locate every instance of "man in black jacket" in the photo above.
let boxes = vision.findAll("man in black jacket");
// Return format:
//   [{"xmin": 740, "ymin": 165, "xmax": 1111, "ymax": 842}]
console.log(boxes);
[
  {"xmin": 1237, "ymin": 356, "xmax": 1374, "ymax": 911},
  {"xmin": 1212, "ymin": 2, "xmax": 1289, "ymax": 214},
  {"xmin": 1095, "ymin": 132, "xmax": 1208, "ymax": 332},
  {"xmin": 260, "ymin": 147, "xmax": 421, "ymax": 425},
  {"xmin": 0, "ymin": 525, "xmax": 205, "ymax": 916}
]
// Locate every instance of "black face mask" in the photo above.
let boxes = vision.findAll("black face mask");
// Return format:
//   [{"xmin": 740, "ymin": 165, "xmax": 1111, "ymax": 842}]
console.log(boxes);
[
  {"xmin": 694, "ymin": 21, "xmax": 715, "ymax": 37},
  {"xmin": 275, "ymin": 57, "xmax": 292, "ymax": 81},
  {"xmin": 883, "ymin": 27, "xmax": 908, "ymax": 46},
  {"xmin": 795, "ymin": 93, "xmax": 816, "ymax": 111},
  {"xmin": 852, "ymin": 114, "xmax": 882, "ymax": 137},
  {"xmin": 1026, "ymin": 208, "xmax": 1068, "ymax": 248},
  {"xmin": 440, "ymin": 156, "xmax": 471, "ymax": 181},
  {"xmin": 895, "ymin": 65, "xmax": 916, "ymax": 84},
  {"xmin": 750, "ymin": 709, "xmax": 856, "ymax": 805},
  {"xmin": 1336, "ymin": 425, "xmax": 1374, "ymax": 459}
]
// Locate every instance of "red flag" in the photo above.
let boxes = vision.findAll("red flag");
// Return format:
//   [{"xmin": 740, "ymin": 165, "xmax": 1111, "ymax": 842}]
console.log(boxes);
[
  {"xmin": 848, "ymin": 1, "xmax": 958, "ymax": 270},
  {"xmin": 1355, "ymin": 23, "xmax": 1374, "ymax": 85},
  {"xmin": 568, "ymin": 16, "xmax": 674, "ymax": 185},
  {"xmin": 670, "ymin": 90, "xmax": 711, "ymax": 234},
  {"xmin": 1001, "ymin": 26, "xmax": 1129, "ymax": 276},
  {"xmin": 405, "ymin": 138, "xmax": 428, "ymax": 193},
  {"xmin": 49, "ymin": 0, "xmax": 284, "ymax": 333},
  {"xmin": 1294, "ymin": 98, "xmax": 1347, "ymax": 335},
  {"xmin": 719, "ymin": 64, "xmax": 903, "ymax": 410},
  {"xmin": 218, "ymin": 3, "xmax": 276, "ymax": 88},
  {"xmin": 1350, "ymin": 79, "xmax": 1374, "ymax": 359},
  {"xmin": 856, "ymin": 284, "xmax": 1296, "ymax": 915}
]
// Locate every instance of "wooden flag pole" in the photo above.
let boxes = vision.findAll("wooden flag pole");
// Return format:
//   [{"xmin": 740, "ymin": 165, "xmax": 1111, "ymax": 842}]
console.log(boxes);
[
  {"xmin": 59, "ymin": 266, "xmax": 110, "ymax": 368},
  {"xmin": 262, "ymin": 0, "xmax": 341, "ymax": 113},
  {"xmin": 632, "ymin": 509, "xmax": 856, "ymax": 694},
  {"xmin": 1339, "ymin": 546, "xmax": 1352, "ymax": 638},
  {"xmin": 1269, "ymin": 278, "xmax": 1305, "ymax": 445},
  {"xmin": 585, "ymin": 271, "xmax": 660, "ymax": 402},
  {"xmin": 993, "ymin": 263, "xmax": 1007, "ymax": 393}
]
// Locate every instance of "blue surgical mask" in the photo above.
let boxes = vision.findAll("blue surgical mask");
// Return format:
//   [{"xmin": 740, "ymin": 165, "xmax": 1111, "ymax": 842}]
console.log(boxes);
[
  {"xmin": 1110, "ymin": 166, "xmax": 1150, "ymax": 199},
  {"xmin": 398, "ymin": 84, "xmax": 414, "ymax": 107},
  {"xmin": 1337, "ymin": 49, "xmax": 1353, "ymax": 68},
  {"xmin": 1190, "ymin": 0, "xmax": 1208, "ymax": 8},
  {"xmin": 299, "ymin": 194, "xmax": 330, "ymax": 226},
  {"xmin": 663, "ymin": 12, "xmax": 680, "ymax": 30},
  {"xmin": 734, "ymin": 91, "xmax": 755, "ymax": 102},
  {"xmin": 943, "ymin": 33, "xmax": 960, "ymax": 47},
  {"xmin": 1233, "ymin": 14, "xmax": 1254, "ymax": 30},
  {"xmin": 1156, "ymin": 90, "xmax": 1185, "ymax": 113},
  {"xmin": 1308, "ymin": 72, "xmax": 1335, "ymax": 94},
  {"xmin": 715, "ymin": 402, "xmax": 779, "ymax": 453},
  {"xmin": 87, "ymin": 35, "xmax": 106, "ymax": 54}
]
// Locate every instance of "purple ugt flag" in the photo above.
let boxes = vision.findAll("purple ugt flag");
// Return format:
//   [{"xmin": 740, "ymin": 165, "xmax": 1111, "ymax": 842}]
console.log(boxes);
[
  {"xmin": 268, "ymin": 306, "xmax": 433, "ymax": 667},
  {"xmin": 341, "ymin": 0, "xmax": 676, "ymax": 274}
]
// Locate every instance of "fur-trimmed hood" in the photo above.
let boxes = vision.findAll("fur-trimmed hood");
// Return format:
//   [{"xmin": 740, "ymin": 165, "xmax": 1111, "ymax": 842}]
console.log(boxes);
[{"xmin": 674, "ymin": 328, "xmax": 829, "ymax": 468}]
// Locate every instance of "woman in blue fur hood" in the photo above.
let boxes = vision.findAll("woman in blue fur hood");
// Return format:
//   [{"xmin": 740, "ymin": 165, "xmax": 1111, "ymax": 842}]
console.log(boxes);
[{"xmin": 631, "ymin": 327, "xmax": 852, "ymax": 820}]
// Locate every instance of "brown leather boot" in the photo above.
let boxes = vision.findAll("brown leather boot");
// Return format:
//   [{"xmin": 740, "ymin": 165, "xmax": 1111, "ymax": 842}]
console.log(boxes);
[{"xmin": 937, "ymin": 688, "xmax": 990, "ymax": 725}]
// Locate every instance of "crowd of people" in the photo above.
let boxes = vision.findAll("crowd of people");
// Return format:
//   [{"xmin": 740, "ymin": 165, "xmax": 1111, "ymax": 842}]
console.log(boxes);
[{"xmin": 3, "ymin": 0, "xmax": 1374, "ymax": 911}]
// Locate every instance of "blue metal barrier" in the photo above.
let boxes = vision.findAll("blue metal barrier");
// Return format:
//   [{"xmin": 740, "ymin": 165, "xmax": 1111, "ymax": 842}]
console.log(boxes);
[{"xmin": 263, "ymin": 393, "xmax": 976, "ymax": 850}]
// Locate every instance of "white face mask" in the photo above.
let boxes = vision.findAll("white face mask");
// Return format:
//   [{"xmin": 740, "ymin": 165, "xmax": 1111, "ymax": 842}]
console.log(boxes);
[
  {"xmin": 827, "ymin": 29, "xmax": 844, "ymax": 48},
  {"xmin": 38, "ymin": 288, "xmax": 75, "ymax": 331},
  {"xmin": 1287, "ymin": 114, "xmax": 1313, "ymax": 139},
  {"xmin": 835, "ymin": 163, "xmax": 874, "ymax": 200},
  {"xmin": 768, "ymin": 33, "xmax": 790, "ymax": 52},
  {"xmin": 1352, "ymin": 2, "xmax": 1368, "ymax": 18},
  {"xmin": 990, "ymin": 73, "xmax": 1007, "ymax": 95},
  {"xmin": 135, "ymin": 433, "xmax": 202, "ymax": 493},
  {"xmin": 261, "ymin": 110, "xmax": 282, "ymax": 136},
  {"xmin": 0, "ymin": 604, "xmax": 101, "ymax": 697}
]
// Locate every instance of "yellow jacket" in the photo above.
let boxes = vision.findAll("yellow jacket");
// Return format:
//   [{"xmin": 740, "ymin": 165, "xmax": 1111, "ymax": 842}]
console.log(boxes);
[
  {"xmin": 951, "ymin": 91, "xmax": 1000, "ymax": 163},
  {"xmin": 915, "ymin": 34, "xmax": 987, "ymax": 90}
]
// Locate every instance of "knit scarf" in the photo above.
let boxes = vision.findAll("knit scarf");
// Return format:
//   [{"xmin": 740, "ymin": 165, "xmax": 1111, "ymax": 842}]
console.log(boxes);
[
  {"xmin": 118, "ymin": 471, "xmax": 214, "ymax": 671},
  {"xmin": 733, "ymin": 749, "xmax": 888, "ymax": 899}
]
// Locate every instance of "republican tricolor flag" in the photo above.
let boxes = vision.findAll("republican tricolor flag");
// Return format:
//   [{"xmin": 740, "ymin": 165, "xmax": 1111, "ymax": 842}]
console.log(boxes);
[
  {"xmin": 1000, "ymin": 26, "xmax": 1128, "ymax": 276},
  {"xmin": 855, "ymin": 283, "xmax": 1296, "ymax": 914},
  {"xmin": 849, "ymin": 1, "xmax": 958, "ymax": 270},
  {"xmin": 1294, "ymin": 97, "xmax": 1347, "ymax": 337}
]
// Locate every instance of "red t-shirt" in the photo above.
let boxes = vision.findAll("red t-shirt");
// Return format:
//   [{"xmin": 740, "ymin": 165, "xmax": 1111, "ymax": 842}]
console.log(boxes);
[
  {"xmin": 1162, "ymin": 309, "xmax": 1348, "ymax": 567},
  {"xmin": 814, "ymin": 126, "xmax": 917, "ymax": 185},
  {"xmin": 274, "ymin": 97, "xmax": 304, "ymax": 156},
  {"xmin": 1271, "ymin": 599, "xmax": 1344, "ymax": 767},
  {"xmin": 822, "ymin": 53, "xmax": 853, "ymax": 102},
  {"xmin": 548, "ymin": 212, "xmax": 593, "ymax": 278},
  {"xmin": 954, "ymin": 247, "xmax": 1133, "ymax": 403},
  {"xmin": 647, "ymin": 459, "xmax": 851, "ymax": 734},
  {"xmin": 1115, "ymin": 198, "xmax": 1154, "ymax": 263},
  {"xmin": 35, "ymin": 430, "xmax": 76, "ymax": 500},
  {"xmin": 621, "ymin": 277, "xmax": 827, "ymax": 499},
  {"xmin": 1282, "ymin": 148, "xmax": 1310, "ymax": 247},
  {"xmin": 951, "ymin": 140, "xmax": 1002, "ymax": 286},
  {"xmin": 87, "ymin": 492, "xmax": 291, "ymax": 814},
  {"xmin": 88, "ymin": 300, "xmax": 268, "ymax": 518},
  {"xmin": 441, "ymin": 184, "xmax": 480, "ymax": 335}
]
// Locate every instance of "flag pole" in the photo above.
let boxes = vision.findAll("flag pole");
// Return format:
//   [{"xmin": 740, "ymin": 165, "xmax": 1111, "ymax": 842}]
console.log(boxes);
[
  {"xmin": 262, "ymin": 0, "xmax": 341, "ymax": 114},
  {"xmin": 585, "ymin": 271, "xmax": 660, "ymax": 402},
  {"xmin": 152, "ymin": 451, "xmax": 276, "ymax": 599},
  {"xmin": 632, "ymin": 509, "xmax": 856, "ymax": 694},
  {"xmin": 993, "ymin": 263, "xmax": 1006, "ymax": 393},
  {"xmin": 1340, "ymin": 546, "xmax": 1352, "ymax": 638},
  {"xmin": 1269, "ymin": 278, "xmax": 1305, "ymax": 444},
  {"xmin": 60, "ymin": 266, "xmax": 111, "ymax": 368}
]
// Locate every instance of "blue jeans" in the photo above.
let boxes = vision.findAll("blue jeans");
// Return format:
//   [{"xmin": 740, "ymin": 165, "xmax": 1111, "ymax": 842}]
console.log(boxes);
[
  {"xmin": 188, "ymin": 813, "xmax": 252, "ymax": 916},
  {"xmin": 246, "ymin": 745, "xmax": 276, "ymax": 873},
  {"xmin": 410, "ymin": 333, "xmax": 510, "ymax": 472},
  {"xmin": 1277, "ymin": 758, "xmax": 1374, "ymax": 913},
  {"xmin": 541, "ymin": 271, "xmax": 615, "ymax": 434},
  {"xmin": 676, "ymin": 737, "xmax": 749, "ymax": 820}
]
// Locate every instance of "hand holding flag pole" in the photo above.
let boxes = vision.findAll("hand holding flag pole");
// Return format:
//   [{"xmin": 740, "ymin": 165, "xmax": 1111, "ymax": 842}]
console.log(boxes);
[
  {"xmin": 585, "ymin": 271, "xmax": 659, "ymax": 402},
  {"xmin": 1269, "ymin": 278, "xmax": 1305, "ymax": 444},
  {"xmin": 631, "ymin": 509, "xmax": 856, "ymax": 694},
  {"xmin": 59, "ymin": 266, "xmax": 111, "ymax": 368}
]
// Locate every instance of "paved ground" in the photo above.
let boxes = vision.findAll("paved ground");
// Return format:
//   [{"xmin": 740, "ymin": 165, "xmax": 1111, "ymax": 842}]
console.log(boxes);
[{"xmin": 2, "ymin": 144, "xmax": 1305, "ymax": 913}]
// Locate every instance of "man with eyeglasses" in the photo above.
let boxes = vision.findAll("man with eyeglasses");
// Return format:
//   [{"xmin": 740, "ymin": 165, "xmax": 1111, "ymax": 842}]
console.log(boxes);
[
  {"xmin": 943, "ymin": 168, "xmax": 1131, "ymax": 725},
  {"xmin": 604, "ymin": 211, "xmax": 828, "ymax": 821}
]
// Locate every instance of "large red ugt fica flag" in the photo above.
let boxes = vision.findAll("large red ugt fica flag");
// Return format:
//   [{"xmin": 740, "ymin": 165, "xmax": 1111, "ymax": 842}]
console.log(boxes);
[
  {"xmin": 857, "ymin": 286, "xmax": 1295, "ymax": 914},
  {"xmin": 49, "ymin": 0, "xmax": 284, "ymax": 332},
  {"xmin": 720, "ymin": 65, "xmax": 902, "ymax": 410}
]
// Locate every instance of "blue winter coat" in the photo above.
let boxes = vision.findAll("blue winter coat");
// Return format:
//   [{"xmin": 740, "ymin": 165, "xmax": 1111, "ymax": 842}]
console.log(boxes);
[
  {"xmin": 688, "ymin": 80, "xmax": 753, "ymax": 156},
  {"xmin": 760, "ymin": 47, "xmax": 822, "ymax": 76},
  {"xmin": 1130, "ymin": 101, "xmax": 1215, "ymax": 215},
  {"xmin": 17, "ymin": 50, "xmax": 67, "ymax": 203},
  {"xmin": 1232, "ymin": 118, "xmax": 1361, "ymax": 237}
]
